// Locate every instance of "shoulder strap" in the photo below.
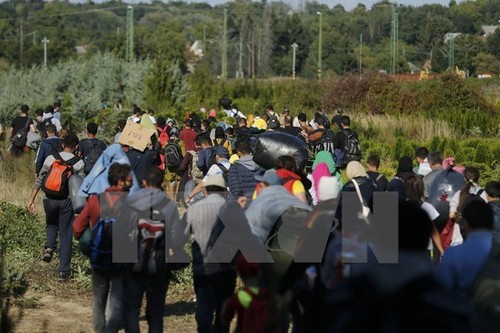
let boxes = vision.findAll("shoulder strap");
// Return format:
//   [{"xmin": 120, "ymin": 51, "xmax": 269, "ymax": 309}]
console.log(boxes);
[
  {"xmin": 53, "ymin": 151, "xmax": 63, "ymax": 161},
  {"xmin": 352, "ymin": 179, "xmax": 368, "ymax": 207},
  {"xmin": 216, "ymin": 163, "xmax": 228, "ymax": 173},
  {"xmin": 375, "ymin": 173, "xmax": 383, "ymax": 182},
  {"xmin": 22, "ymin": 118, "xmax": 31, "ymax": 130}
]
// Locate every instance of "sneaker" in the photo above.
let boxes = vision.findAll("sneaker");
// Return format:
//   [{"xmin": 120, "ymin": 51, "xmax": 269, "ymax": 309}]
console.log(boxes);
[
  {"xmin": 58, "ymin": 271, "xmax": 71, "ymax": 281},
  {"xmin": 42, "ymin": 248, "xmax": 54, "ymax": 263}
]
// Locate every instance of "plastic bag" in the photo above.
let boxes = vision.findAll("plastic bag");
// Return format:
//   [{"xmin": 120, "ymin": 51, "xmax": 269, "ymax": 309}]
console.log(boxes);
[
  {"xmin": 69, "ymin": 175, "xmax": 86, "ymax": 213},
  {"xmin": 427, "ymin": 168, "xmax": 465, "ymax": 219},
  {"xmin": 253, "ymin": 131, "xmax": 309, "ymax": 171}
]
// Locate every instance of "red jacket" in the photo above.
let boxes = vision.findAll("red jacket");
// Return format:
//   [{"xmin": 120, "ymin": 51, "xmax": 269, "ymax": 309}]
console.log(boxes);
[{"xmin": 73, "ymin": 186, "xmax": 127, "ymax": 239}]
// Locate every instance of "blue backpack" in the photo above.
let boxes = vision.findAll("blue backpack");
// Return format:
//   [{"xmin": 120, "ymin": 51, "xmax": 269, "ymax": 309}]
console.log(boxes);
[{"xmin": 89, "ymin": 193, "xmax": 124, "ymax": 271}]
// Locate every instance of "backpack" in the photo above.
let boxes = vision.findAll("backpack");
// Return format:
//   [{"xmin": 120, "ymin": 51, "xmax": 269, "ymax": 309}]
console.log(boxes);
[
  {"xmin": 205, "ymin": 146, "xmax": 220, "ymax": 174},
  {"xmin": 241, "ymin": 287, "xmax": 277, "ymax": 333},
  {"xmin": 84, "ymin": 140, "xmax": 105, "ymax": 175},
  {"xmin": 129, "ymin": 200, "xmax": 169, "ymax": 274},
  {"xmin": 11, "ymin": 118, "xmax": 31, "ymax": 148},
  {"xmin": 267, "ymin": 114, "xmax": 280, "ymax": 129},
  {"xmin": 157, "ymin": 126, "xmax": 169, "ymax": 147},
  {"xmin": 36, "ymin": 117, "xmax": 54, "ymax": 139},
  {"xmin": 311, "ymin": 130, "xmax": 335, "ymax": 156},
  {"xmin": 41, "ymin": 152, "xmax": 80, "ymax": 199},
  {"xmin": 89, "ymin": 193, "xmax": 124, "ymax": 271},
  {"xmin": 164, "ymin": 141, "xmax": 183, "ymax": 168},
  {"xmin": 342, "ymin": 130, "xmax": 362, "ymax": 166},
  {"xmin": 190, "ymin": 151, "xmax": 205, "ymax": 184},
  {"xmin": 469, "ymin": 243, "xmax": 500, "ymax": 333}
]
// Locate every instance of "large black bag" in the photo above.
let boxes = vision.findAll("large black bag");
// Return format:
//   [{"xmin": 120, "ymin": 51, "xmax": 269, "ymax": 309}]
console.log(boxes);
[{"xmin": 253, "ymin": 131, "xmax": 309, "ymax": 171}]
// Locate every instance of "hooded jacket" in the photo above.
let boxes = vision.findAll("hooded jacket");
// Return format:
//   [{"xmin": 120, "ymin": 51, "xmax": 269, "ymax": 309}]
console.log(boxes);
[
  {"xmin": 228, "ymin": 155, "xmax": 265, "ymax": 198},
  {"xmin": 125, "ymin": 188, "xmax": 187, "ymax": 268}
]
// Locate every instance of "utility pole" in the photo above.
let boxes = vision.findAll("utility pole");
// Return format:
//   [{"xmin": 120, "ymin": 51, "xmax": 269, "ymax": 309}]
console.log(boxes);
[
  {"xmin": 317, "ymin": 11, "xmax": 322, "ymax": 80},
  {"xmin": 19, "ymin": 18, "xmax": 23, "ymax": 67},
  {"xmin": 237, "ymin": 33, "xmax": 243, "ymax": 78},
  {"xmin": 391, "ymin": 2, "xmax": 398, "ymax": 75},
  {"xmin": 222, "ymin": 8, "xmax": 228, "ymax": 79},
  {"xmin": 449, "ymin": 35, "xmax": 455, "ymax": 70},
  {"xmin": 126, "ymin": 6, "xmax": 134, "ymax": 62},
  {"xmin": 359, "ymin": 33, "xmax": 363, "ymax": 78},
  {"xmin": 42, "ymin": 37, "xmax": 49, "ymax": 67},
  {"xmin": 291, "ymin": 42, "xmax": 298, "ymax": 80}
]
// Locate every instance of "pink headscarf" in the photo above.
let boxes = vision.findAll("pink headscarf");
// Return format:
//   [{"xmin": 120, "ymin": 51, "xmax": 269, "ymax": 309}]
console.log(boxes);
[
  {"xmin": 312, "ymin": 162, "xmax": 331, "ymax": 195},
  {"xmin": 443, "ymin": 157, "xmax": 465, "ymax": 174}
]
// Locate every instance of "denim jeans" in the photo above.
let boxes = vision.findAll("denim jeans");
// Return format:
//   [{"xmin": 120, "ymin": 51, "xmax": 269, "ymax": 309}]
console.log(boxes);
[
  {"xmin": 193, "ymin": 271, "xmax": 236, "ymax": 333},
  {"xmin": 92, "ymin": 268, "xmax": 124, "ymax": 333},
  {"xmin": 43, "ymin": 197, "xmax": 74, "ymax": 272},
  {"xmin": 123, "ymin": 270, "xmax": 170, "ymax": 333}
]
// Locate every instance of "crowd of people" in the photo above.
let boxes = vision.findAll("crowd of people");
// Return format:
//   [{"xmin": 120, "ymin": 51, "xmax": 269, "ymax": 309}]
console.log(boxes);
[{"xmin": 4, "ymin": 101, "xmax": 500, "ymax": 332}]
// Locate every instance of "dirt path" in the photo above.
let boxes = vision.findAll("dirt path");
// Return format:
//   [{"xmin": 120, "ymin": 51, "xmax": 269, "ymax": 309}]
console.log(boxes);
[{"xmin": 12, "ymin": 280, "xmax": 197, "ymax": 333}]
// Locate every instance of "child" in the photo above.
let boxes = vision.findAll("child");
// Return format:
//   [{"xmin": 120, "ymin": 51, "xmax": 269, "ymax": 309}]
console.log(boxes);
[{"xmin": 222, "ymin": 255, "xmax": 273, "ymax": 333}]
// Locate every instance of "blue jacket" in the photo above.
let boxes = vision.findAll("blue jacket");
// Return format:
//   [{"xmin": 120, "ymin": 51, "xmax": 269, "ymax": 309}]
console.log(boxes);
[
  {"xmin": 78, "ymin": 144, "xmax": 141, "ymax": 197},
  {"xmin": 35, "ymin": 137, "xmax": 61, "ymax": 175},
  {"xmin": 227, "ymin": 155, "xmax": 264, "ymax": 199},
  {"xmin": 438, "ymin": 230, "xmax": 493, "ymax": 292}
]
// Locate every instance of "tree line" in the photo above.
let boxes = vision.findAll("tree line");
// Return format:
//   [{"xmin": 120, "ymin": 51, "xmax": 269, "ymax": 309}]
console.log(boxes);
[{"xmin": 0, "ymin": 0, "xmax": 498, "ymax": 77}]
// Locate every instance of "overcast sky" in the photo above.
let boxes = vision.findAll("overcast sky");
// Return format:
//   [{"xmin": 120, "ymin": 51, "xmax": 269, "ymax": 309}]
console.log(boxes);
[{"xmin": 182, "ymin": 0, "xmax": 462, "ymax": 11}]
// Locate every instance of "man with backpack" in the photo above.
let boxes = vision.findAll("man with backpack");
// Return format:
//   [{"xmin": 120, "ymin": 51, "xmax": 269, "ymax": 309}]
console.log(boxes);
[
  {"xmin": 185, "ymin": 175, "xmax": 236, "ymax": 333},
  {"xmin": 78, "ymin": 122, "xmax": 107, "ymax": 175},
  {"xmin": 185, "ymin": 147, "xmax": 230, "ymax": 205},
  {"xmin": 73, "ymin": 163, "xmax": 133, "ymax": 333},
  {"xmin": 123, "ymin": 166, "xmax": 186, "ymax": 333},
  {"xmin": 366, "ymin": 154, "xmax": 388, "ymax": 191},
  {"xmin": 8, "ymin": 104, "xmax": 36, "ymax": 157},
  {"xmin": 35, "ymin": 124, "xmax": 62, "ymax": 176},
  {"xmin": 27, "ymin": 133, "xmax": 84, "ymax": 281},
  {"xmin": 308, "ymin": 116, "xmax": 335, "ymax": 157},
  {"xmin": 164, "ymin": 127, "xmax": 185, "ymax": 201},
  {"xmin": 334, "ymin": 116, "xmax": 361, "ymax": 169}
]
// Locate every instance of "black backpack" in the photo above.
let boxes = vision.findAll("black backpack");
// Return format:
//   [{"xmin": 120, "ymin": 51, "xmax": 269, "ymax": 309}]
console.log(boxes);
[
  {"xmin": 164, "ymin": 141, "xmax": 183, "ymax": 168},
  {"xmin": 37, "ymin": 117, "xmax": 54, "ymax": 139},
  {"xmin": 84, "ymin": 140, "xmax": 105, "ymax": 175},
  {"xmin": 267, "ymin": 114, "xmax": 280, "ymax": 129},
  {"xmin": 342, "ymin": 130, "xmax": 362, "ymax": 165},
  {"xmin": 11, "ymin": 118, "xmax": 31, "ymax": 148}
]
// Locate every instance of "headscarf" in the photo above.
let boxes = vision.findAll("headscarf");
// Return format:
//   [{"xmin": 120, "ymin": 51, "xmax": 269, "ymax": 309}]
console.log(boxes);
[
  {"xmin": 312, "ymin": 162, "xmax": 331, "ymax": 195},
  {"xmin": 346, "ymin": 161, "xmax": 367, "ymax": 180},
  {"xmin": 396, "ymin": 156, "xmax": 414, "ymax": 180},
  {"xmin": 312, "ymin": 151, "xmax": 336, "ymax": 175}
]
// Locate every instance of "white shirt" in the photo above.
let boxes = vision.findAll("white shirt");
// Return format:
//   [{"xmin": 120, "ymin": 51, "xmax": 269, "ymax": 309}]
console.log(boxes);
[
  {"xmin": 449, "ymin": 185, "xmax": 488, "ymax": 214},
  {"xmin": 203, "ymin": 159, "xmax": 231, "ymax": 181}
]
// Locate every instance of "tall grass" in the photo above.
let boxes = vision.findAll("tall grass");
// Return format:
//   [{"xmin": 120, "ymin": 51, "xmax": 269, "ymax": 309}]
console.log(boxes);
[
  {"xmin": 0, "ymin": 149, "xmax": 41, "ymax": 212},
  {"xmin": 352, "ymin": 114, "xmax": 457, "ymax": 143}
]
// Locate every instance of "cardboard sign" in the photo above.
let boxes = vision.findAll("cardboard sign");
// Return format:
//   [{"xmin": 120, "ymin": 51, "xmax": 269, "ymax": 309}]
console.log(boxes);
[{"xmin": 118, "ymin": 121, "xmax": 155, "ymax": 152}]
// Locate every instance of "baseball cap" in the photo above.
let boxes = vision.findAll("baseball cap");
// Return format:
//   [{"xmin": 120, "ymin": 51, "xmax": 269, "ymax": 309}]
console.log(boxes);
[
  {"xmin": 214, "ymin": 146, "xmax": 229, "ymax": 158},
  {"xmin": 254, "ymin": 170, "xmax": 282, "ymax": 186}
]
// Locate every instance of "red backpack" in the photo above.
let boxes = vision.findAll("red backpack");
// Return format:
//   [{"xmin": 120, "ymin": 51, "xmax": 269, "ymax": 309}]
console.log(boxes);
[
  {"xmin": 157, "ymin": 126, "xmax": 169, "ymax": 147},
  {"xmin": 241, "ymin": 287, "xmax": 279, "ymax": 333},
  {"xmin": 41, "ymin": 152, "xmax": 79, "ymax": 199}
]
